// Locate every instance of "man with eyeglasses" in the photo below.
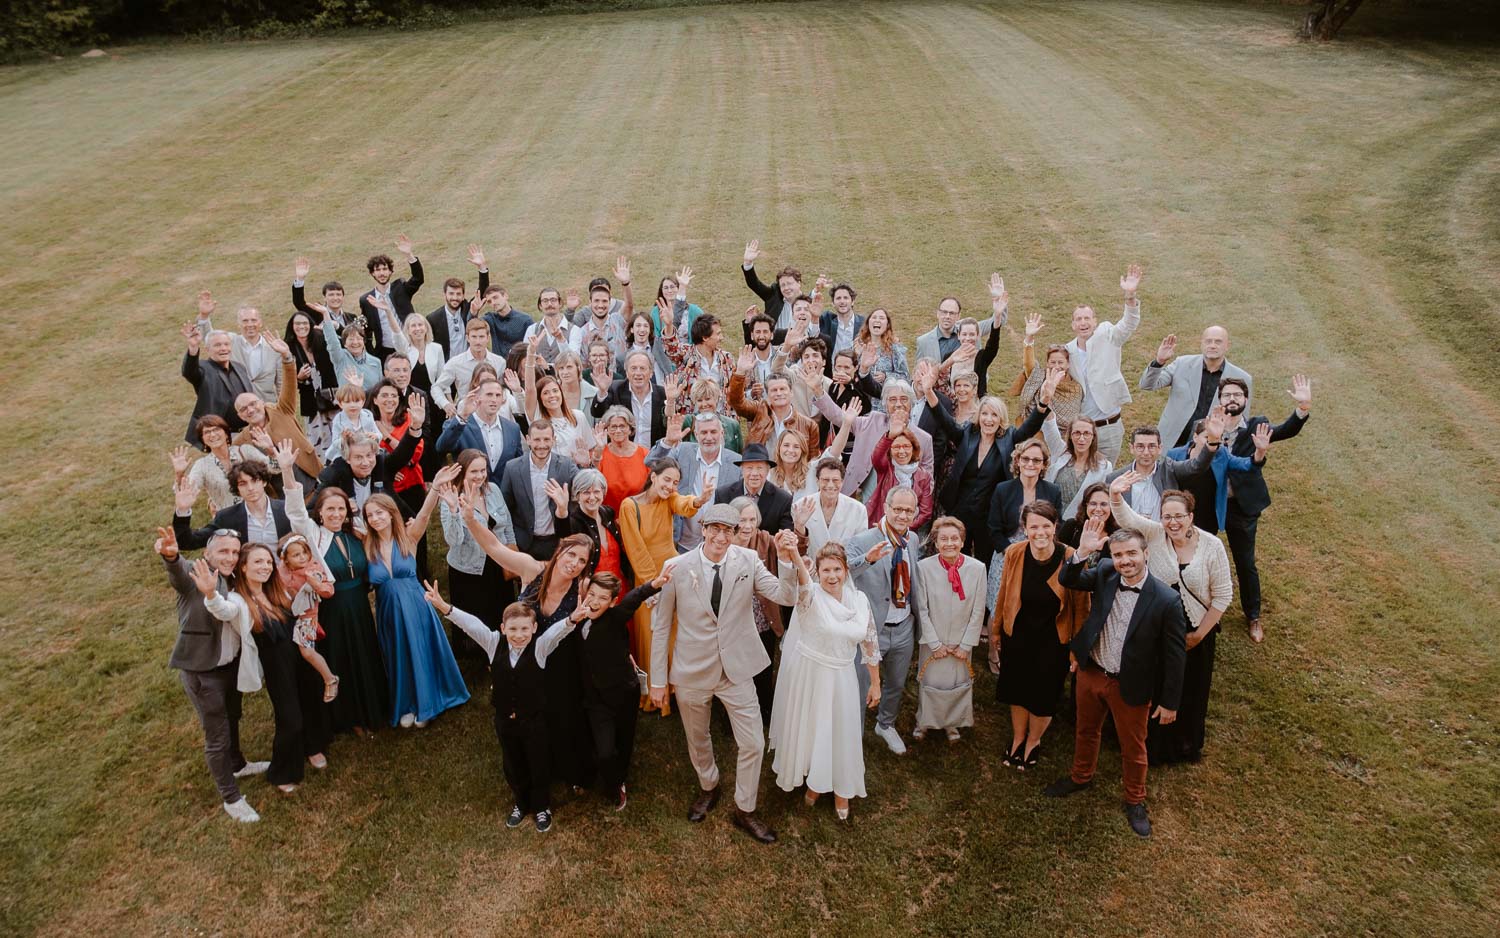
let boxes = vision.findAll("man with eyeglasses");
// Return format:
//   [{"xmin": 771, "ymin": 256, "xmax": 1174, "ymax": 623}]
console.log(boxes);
[
  {"xmin": 846, "ymin": 487, "xmax": 924, "ymax": 755},
  {"xmin": 914, "ymin": 294, "xmax": 995, "ymax": 365},
  {"xmin": 1105, "ymin": 414, "xmax": 1222, "ymax": 522},
  {"xmin": 523, "ymin": 287, "xmax": 584, "ymax": 364}
]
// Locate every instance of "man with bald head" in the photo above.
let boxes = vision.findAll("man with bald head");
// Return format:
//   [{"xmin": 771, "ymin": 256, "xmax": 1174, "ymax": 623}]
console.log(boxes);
[
  {"xmin": 1140, "ymin": 324, "xmax": 1252, "ymax": 448},
  {"xmin": 230, "ymin": 346, "xmax": 322, "ymax": 490}
]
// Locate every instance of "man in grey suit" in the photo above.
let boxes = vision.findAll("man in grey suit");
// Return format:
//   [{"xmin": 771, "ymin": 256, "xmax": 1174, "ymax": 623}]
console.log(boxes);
[
  {"xmin": 1139, "ymin": 326, "xmax": 1252, "ymax": 448},
  {"xmin": 846, "ymin": 486, "xmax": 923, "ymax": 755},
  {"xmin": 155, "ymin": 525, "xmax": 266, "ymax": 823},
  {"xmin": 913, "ymin": 294, "xmax": 996, "ymax": 366},
  {"xmin": 1105, "ymin": 415, "xmax": 1224, "ymax": 521},
  {"xmin": 649, "ymin": 412, "xmax": 741, "ymax": 550},
  {"xmin": 650, "ymin": 505, "xmax": 799, "ymax": 844},
  {"xmin": 500, "ymin": 421, "xmax": 578, "ymax": 560}
]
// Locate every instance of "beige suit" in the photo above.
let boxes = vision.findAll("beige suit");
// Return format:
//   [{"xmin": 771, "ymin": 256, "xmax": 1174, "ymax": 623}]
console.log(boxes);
[{"xmin": 651, "ymin": 544, "xmax": 797, "ymax": 811}]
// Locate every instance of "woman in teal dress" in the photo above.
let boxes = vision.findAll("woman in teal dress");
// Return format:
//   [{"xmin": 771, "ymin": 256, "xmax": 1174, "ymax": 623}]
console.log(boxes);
[
  {"xmin": 357, "ymin": 466, "xmax": 469, "ymax": 728},
  {"xmin": 307, "ymin": 486, "xmax": 389, "ymax": 735}
]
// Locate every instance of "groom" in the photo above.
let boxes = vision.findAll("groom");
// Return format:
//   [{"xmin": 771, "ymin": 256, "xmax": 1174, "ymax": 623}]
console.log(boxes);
[{"xmin": 650, "ymin": 504, "xmax": 799, "ymax": 844}]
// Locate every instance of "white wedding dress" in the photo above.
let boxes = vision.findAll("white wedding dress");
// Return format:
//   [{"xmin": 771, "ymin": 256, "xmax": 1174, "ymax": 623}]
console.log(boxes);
[{"xmin": 769, "ymin": 582, "xmax": 879, "ymax": 798}]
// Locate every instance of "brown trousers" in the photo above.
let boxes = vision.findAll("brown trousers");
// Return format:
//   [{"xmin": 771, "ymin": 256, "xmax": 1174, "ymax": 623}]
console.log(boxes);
[{"xmin": 1070, "ymin": 667, "xmax": 1150, "ymax": 805}]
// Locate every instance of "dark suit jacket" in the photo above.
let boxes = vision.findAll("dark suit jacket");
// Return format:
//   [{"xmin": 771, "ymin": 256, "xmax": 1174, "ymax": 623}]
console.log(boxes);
[
  {"xmin": 174, "ymin": 500, "xmax": 292, "ymax": 551},
  {"xmin": 987, "ymin": 478, "xmax": 1063, "ymax": 551},
  {"xmin": 713, "ymin": 479, "xmax": 794, "ymax": 535},
  {"xmin": 182, "ymin": 353, "xmax": 253, "ymax": 446},
  {"xmin": 358, "ymin": 258, "xmax": 424, "ymax": 358},
  {"xmin": 1060, "ymin": 557, "xmax": 1187, "ymax": 709},
  {"xmin": 424, "ymin": 269, "xmax": 489, "ymax": 357},
  {"xmin": 817, "ymin": 310, "xmax": 866, "ymax": 376},
  {"xmin": 315, "ymin": 429, "xmax": 423, "ymax": 511},
  {"xmin": 592, "ymin": 379, "xmax": 668, "ymax": 445},
  {"xmin": 1226, "ymin": 409, "xmax": 1307, "ymax": 517},
  {"xmin": 163, "ymin": 556, "xmax": 234, "ymax": 672},
  {"xmin": 742, "ymin": 264, "xmax": 789, "ymax": 345},
  {"xmin": 435, "ymin": 414, "xmax": 524, "ymax": 485},
  {"xmin": 500, "ymin": 454, "xmax": 579, "ymax": 552}
]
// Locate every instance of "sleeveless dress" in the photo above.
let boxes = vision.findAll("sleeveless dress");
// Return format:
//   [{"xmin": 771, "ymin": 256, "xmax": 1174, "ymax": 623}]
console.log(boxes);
[
  {"xmin": 369, "ymin": 547, "xmax": 470, "ymax": 725},
  {"xmin": 318, "ymin": 531, "xmax": 389, "ymax": 733},
  {"xmin": 769, "ymin": 584, "xmax": 876, "ymax": 799}
]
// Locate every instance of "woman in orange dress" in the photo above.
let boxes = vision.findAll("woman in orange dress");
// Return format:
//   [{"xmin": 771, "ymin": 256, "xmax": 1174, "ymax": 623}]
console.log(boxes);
[
  {"xmin": 597, "ymin": 405, "xmax": 651, "ymax": 517},
  {"xmin": 617, "ymin": 455, "xmax": 709, "ymax": 714}
]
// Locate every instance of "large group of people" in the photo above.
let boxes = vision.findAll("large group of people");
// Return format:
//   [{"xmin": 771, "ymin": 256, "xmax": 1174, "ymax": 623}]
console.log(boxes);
[{"xmin": 162, "ymin": 237, "xmax": 1313, "ymax": 840}]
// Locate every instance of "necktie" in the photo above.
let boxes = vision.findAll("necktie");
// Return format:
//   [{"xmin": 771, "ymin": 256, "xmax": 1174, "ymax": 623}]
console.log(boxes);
[{"xmin": 711, "ymin": 563, "xmax": 723, "ymax": 616}]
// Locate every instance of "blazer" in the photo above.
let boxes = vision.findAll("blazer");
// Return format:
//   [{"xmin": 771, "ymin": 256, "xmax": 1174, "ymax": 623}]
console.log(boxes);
[
  {"xmin": 1063, "ymin": 300, "xmax": 1141, "ymax": 417},
  {"xmin": 741, "ymin": 264, "xmax": 791, "ymax": 341},
  {"xmin": 592, "ymin": 379, "xmax": 668, "ymax": 445},
  {"xmin": 358, "ymin": 257, "xmax": 424, "ymax": 357},
  {"xmin": 174, "ymin": 499, "xmax": 292, "ymax": 551},
  {"xmin": 846, "ymin": 524, "xmax": 924, "ymax": 630},
  {"xmin": 913, "ymin": 554, "xmax": 987, "ymax": 649},
  {"xmin": 713, "ymin": 478, "xmax": 793, "ymax": 535},
  {"xmin": 1141, "ymin": 354, "xmax": 1253, "ymax": 448},
  {"xmin": 163, "ymin": 557, "xmax": 234, "ymax": 672},
  {"xmin": 727, "ymin": 372, "xmax": 821, "ymax": 455},
  {"xmin": 648, "ymin": 441, "xmax": 742, "ymax": 549},
  {"xmin": 1225, "ymin": 410, "xmax": 1307, "ymax": 518},
  {"xmin": 499, "ymin": 453, "xmax": 578, "ymax": 552},
  {"xmin": 931, "ymin": 395, "xmax": 1048, "ymax": 512},
  {"xmin": 193, "ymin": 318, "xmax": 283, "ymax": 402},
  {"xmin": 1059, "ymin": 556, "xmax": 1187, "ymax": 710},
  {"xmin": 913, "ymin": 318, "xmax": 993, "ymax": 366},
  {"xmin": 316, "ymin": 428, "xmax": 422, "ymax": 509},
  {"xmin": 1165, "ymin": 441, "xmax": 1258, "ymax": 531},
  {"xmin": 649, "ymin": 543, "xmax": 797, "ymax": 690},
  {"xmin": 435, "ymin": 414, "xmax": 524, "ymax": 485},
  {"xmin": 424, "ymin": 269, "xmax": 489, "ymax": 358},
  {"xmin": 813, "ymin": 390, "xmax": 935, "ymax": 496},
  {"xmin": 182, "ymin": 352, "xmax": 253, "ymax": 447},
  {"xmin": 992, "ymin": 540, "xmax": 1090, "ymax": 645},
  {"xmin": 817, "ymin": 310, "xmax": 866, "ymax": 375},
  {"xmin": 1105, "ymin": 441, "xmax": 1216, "ymax": 516},
  {"xmin": 987, "ymin": 478, "xmax": 1063, "ymax": 551}
]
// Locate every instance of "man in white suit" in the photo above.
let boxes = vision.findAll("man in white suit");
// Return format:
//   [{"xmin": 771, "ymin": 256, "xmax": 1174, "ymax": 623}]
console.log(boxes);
[
  {"xmin": 1064, "ymin": 265, "xmax": 1144, "ymax": 464},
  {"xmin": 650, "ymin": 505, "xmax": 799, "ymax": 844},
  {"xmin": 1139, "ymin": 326, "xmax": 1252, "ymax": 448}
]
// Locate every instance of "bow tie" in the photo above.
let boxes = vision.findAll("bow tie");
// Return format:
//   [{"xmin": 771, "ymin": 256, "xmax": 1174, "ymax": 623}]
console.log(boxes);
[{"xmin": 1119, "ymin": 584, "xmax": 1142, "ymax": 593}]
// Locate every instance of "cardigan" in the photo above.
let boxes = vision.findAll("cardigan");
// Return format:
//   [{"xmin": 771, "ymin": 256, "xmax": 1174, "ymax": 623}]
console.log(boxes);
[
  {"xmin": 1111, "ymin": 498, "xmax": 1232, "ymax": 631},
  {"xmin": 991, "ymin": 540, "xmax": 1090, "ymax": 645}
]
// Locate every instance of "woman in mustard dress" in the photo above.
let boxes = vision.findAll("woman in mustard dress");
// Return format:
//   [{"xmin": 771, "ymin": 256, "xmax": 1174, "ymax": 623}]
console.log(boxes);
[{"xmin": 617, "ymin": 456, "xmax": 709, "ymax": 714}]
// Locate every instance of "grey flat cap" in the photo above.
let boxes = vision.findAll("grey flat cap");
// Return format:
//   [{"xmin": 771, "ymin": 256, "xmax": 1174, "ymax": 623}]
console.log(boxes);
[{"xmin": 699, "ymin": 503, "xmax": 740, "ymax": 529}]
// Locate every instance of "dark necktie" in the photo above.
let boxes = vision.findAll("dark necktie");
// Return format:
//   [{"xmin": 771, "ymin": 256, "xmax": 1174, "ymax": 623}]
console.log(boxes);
[
  {"xmin": 1120, "ymin": 584, "xmax": 1142, "ymax": 593},
  {"xmin": 711, "ymin": 563, "xmax": 723, "ymax": 616}
]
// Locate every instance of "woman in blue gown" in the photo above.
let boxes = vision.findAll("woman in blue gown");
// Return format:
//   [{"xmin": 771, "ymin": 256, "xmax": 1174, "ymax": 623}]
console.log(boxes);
[{"xmin": 358, "ymin": 464, "xmax": 469, "ymax": 727}]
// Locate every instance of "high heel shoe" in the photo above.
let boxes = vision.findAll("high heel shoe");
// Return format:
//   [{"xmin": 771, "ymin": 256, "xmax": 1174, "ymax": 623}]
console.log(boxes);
[
  {"xmin": 834, "ymin": 800, "xmax": 850, "ymax": 821},
  {"xmin": 1023, "ymin": 744, "xmax": 1040, "ymax": 770},
  {"xmin": 1004, "ymin": 742, "xmax": 1025, "ymax": 769},
  {"xmin": 804, "ymin": 788, "xmax": 820, "ymax": 808}
]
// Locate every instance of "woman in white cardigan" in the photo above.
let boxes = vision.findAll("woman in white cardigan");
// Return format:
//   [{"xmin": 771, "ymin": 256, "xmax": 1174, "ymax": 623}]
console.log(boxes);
[
  {"xmin": 792, "ymin": 458, "xmax": 869, "ymax": 556},
  {"xmin": 1109, "ymin": 472, "xmax": 1232, "ymax": 765},
  {"xmin": 1042, "ymin": 412, "xmax": 1113, "ymax": 517},
  {"xmin": 402, "ymin": 314, "xmax": 447, "ymax": 394}
]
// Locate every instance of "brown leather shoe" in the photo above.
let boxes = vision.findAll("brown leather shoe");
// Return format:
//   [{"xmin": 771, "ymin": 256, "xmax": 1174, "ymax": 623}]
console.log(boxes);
[
  {"xmin": 1248, "ymin": 617, "xmax": 1264, "ymax": 644},
  {"xmin": 733, "ymin": 809, "xmax": 777, "ymax": 844},
  {"xmin": 687, "ymin": 786, "xmax": 720, "ymax": 822}
]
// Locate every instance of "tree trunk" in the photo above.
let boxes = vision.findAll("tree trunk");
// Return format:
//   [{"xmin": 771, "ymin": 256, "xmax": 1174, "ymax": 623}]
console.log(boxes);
[{"xmin": 1302, "ymin": 0, "xmax": 1369, "ymax": 40}]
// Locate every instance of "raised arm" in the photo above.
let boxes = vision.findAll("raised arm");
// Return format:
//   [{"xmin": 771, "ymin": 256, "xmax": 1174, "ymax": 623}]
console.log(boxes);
[
  {"xmin": 1110, "ymin": 264, "xmax": 1142, "ymax": 344},
  {"xmin": 461, "ymin": 489, "xmax": 544, "ymax": 584},
  {"xmin": 404, "ymin": 463, "xmax": 460, "ymax": 541},
  {"xmin": 424, "ymin": 579, "xmax": 501, "ymax": 662},
  {"xmin": 1108, "ymin": 471, "xmax": 1163, "ymax": 539},
  {"xmin": 1140, "ymin": 334, "xmax": 1177, "ymax": 390}
]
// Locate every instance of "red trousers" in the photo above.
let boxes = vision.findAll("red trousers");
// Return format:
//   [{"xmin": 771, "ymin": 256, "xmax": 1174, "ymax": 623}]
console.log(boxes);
[{"xmin": 1070, "ymin": 667, "xmax": 1151, "ymax": 805}]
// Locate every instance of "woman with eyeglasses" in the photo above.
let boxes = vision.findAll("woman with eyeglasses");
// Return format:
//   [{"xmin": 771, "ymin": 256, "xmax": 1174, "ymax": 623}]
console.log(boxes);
[
  {"xmin": 985, "ymin": 438, "xmax": 1062, "ymax": 612},
  {"xmin": 1108, "ymin": 474, "xmax": 1232, "ymax": 765},
  {"xmin": 1041, "ymin": 413, "xmax": 1114, "ymax": 517}
]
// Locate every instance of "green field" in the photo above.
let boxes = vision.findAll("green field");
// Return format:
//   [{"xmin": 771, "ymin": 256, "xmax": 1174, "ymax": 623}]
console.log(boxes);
[{"xmin": 3, "ymin": 1, "xmax": 1498, "ymax": 934}]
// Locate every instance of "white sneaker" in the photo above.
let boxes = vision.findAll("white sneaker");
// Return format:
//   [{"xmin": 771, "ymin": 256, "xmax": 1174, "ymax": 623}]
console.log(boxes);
[
  {"xmin": 223, "ymin": 798, "xmax": 260, "ymax": 823},
  {"xmin": 874, "ymin": 723, "xmax": 907, "ymax": 755},
  {"xmin": 308, "ymin": 753, "xmax": 328, "ymax": 770},
  {"xmin": 399, "ymin": 713, "xmax": 416, "ymax": 728},
  {"xmin": 233, "ymin": 760, "xmax": 270, "ymax": 778}
]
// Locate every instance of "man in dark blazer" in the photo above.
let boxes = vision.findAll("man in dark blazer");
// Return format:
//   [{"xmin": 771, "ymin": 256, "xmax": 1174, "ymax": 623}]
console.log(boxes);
[
  {"xmin": 592, "ymin": 351, "xmax": 668, "ymax": 446},
  {"xmin": 713, "ymin": 444, "xmax": 793, "ymax": 535},
  {"xmin": 173, "ymin": 462, "xmax": 292, "ymax": 550},
  {"xmin": 424, "ymin": 246, "xmax": 490, "ymax": 357},
  {"xmin": 817, "ymin": 284, "xmax": 865, "ymax": 377},
  {"xmin": 358, "ymin": 235, "xmax": 423, "ymax": 359},
  {"xmin": 435, "ymin": 377, "xmax": 524, "ymax": 485},
  {"xmin": 155, "ymin": 524, "xmax": 265, "ymax": 822},
  {"xmin": 501, "ymin": 421, "xmax": 579, "ymax": 560},
  {"xmin": 182, "ymin": 325, "xmax": 253, "ymax": 447},
  {"xmin": 1045, "ymin": 524, "xmax": 1187, "ymax": 838},
  {"xmin": 1219, "ymin": 374, "xmax": 1312, "ymax": 643},
  {"xmin": 739, "ymin": 239, "xmax": 801, "ymax": 341}
]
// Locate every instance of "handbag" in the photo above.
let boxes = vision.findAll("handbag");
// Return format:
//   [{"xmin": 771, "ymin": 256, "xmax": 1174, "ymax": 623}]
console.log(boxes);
[{"xmin": 629, "ymin": 654, "xmax": 650, "ymax": 695}]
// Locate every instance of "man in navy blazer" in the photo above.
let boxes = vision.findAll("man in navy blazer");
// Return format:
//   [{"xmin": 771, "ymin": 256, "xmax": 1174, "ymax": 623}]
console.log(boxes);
[
  {"xmin": 500, "ymin": 421, "xmax": 578, "ymax": 560},
  {"xmin": 1045, "ymin": 523, "xmax": 1186, "ymax": 838},
  {"xmin": 436, "ymin": 377, "xmax": 523, "ymax": 485},
  {"xmin": 817, "ymin": 283, "xmax": 864, "ymax": 377},
  {"xmin": 173, "ymin": 462, "xmax": 292, "ymax": 550}
]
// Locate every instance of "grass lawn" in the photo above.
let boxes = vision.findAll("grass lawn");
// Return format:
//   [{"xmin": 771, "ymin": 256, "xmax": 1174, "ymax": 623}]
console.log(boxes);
[{"xmin": 2, "ymin": 1, "xmax": 1498, "ymax": 934}]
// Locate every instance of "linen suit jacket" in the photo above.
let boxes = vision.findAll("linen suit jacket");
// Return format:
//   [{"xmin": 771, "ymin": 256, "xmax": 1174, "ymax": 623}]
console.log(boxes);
[
  {"xmin": 1225, "ymin": 409, "xmax": 1307, "ymax": 517},
  {"xmin": 649, "ymin": 544, "xmax": 797, "ymax": 691},
  {"xmin": 1140, "ymin": 354, "xmax": 1252, "ymax": 448},
  {"xmin": 846, "ymin": 525, "xmax": 924, "ymax": 630},
  {"xmin": 182, "ymin": 353, "xmax": 253, "ymax": 447},
  {"xmin": 499, "ymin": 453, "xmax": 578, "ymax": 552},
  {"xmin": 435, "ymin": 414, "xmax": 524, "ymax": 485},
  {"xmin": 424, "ymin": 268, "xmax": 489, "ymax": 358},
  {"xmin": 174, "ymin": 499, "xmax": 292, "ymax": 551},
  {"xmin": 1059, "ymin": 556, "xmax": 1186, "ymax": 710},
  {"xmin": 358, "ymin": 258, "xmax": 424, "ymax": 357},
  {"xmin": 1063, "ymin": 301, "xmax": 1142, "ymax": 417},
  {"xmin": 713, "ymin": 478, "xmax": 793, "ymax": 535},
  {"xmin": 913, "ymin": 319, "xmax": 994, "ymax": 365}
]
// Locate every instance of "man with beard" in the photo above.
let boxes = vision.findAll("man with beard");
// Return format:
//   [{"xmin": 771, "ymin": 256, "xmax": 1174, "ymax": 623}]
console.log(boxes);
[
  {"xmin": 571, "ymin": 262, "xmax": 634, "ymax": 359},
  {"xmin": 742, "ymin": 312, "xmax": 777, "ymax": 395},
  {"xmin": 740, "ymin": 238, "xmax": 801, "ymax": 341},
  {"xmin": 1215, "ymin": 374, "xmax": 1312, "ymax": 644},
  {"xmin": 358, "ymin": 235, "xmax": 423, "ymax": 359},
  {"xmin": 424, "ymin": 244, "xmax": 490, "ymax": 358},
  {"xmin": 523, "ymin": 287, "xmax": 583, "ymax": 364},
  {"xmin": 728, "ymin": 357, "xmax": 820, "ymax": 459}
]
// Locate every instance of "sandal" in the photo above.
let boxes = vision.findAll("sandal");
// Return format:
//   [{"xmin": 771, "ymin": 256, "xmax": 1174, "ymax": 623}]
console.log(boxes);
[
  {"xmin": 804, "ymin": 788, "xmax": 820, "ymax": 808},
  {"xmin": 323, "ymin": 675, "xmax": 340, "ymax": 703}
]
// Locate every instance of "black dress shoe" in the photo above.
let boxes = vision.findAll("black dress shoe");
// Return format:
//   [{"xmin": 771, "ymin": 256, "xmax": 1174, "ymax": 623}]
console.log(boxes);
[
  {"xmin": 687, "ymin": 786, "xmax": 720, "ymax": 822},
  {"xmin": 1043, "ymin": 776, "xmax": 1092, "ymax": 798},
  {"xmin": 1124, "ymin": 801, "xmax": 1152, "ymax": 837},
  {"xmin": 733, "ymin": 809, "xmax": 777, "ymax": 844}
]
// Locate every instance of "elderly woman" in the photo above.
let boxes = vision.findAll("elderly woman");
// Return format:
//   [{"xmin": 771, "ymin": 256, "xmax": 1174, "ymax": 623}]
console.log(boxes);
[
  {"xmin": 554, "ymin": 467, "xmax": 630, "ymax": 585},
  {"xmin": 680, "ymin": 377, "xmax": 744, "ymax": 454},
  {"xmin": 792, "ymin": 458, "xmax": 869, "ymax": 557},
  {"xmin": 912, "ymin": 516, "xmax": 987, "ymax": 742},
  {"xmin": 868, "ymin": 427, "xmax": 935, "ymax": 530},
  {"xmin": 987, "ymin": 437, "xmax": 1063, "ymax": 610},
  {"xmin": 1042, "ymin": 413, "xmax": 1114, "ymax": 517},
  {"xmin": 1109, "ymin": 475, "xmax": 1233, "ymax": 765},
  {"xmin": 990, "ymin": 501, "xmax": 1089, "ymax": 770},
  {"xmin": 170, "ymin": 415, "xmax": 272, "ymax": 513},
  {"xmin": 596, "ymin": 404, "xmax": 651, "ymax": 517},
  {"xmin": 730, "ymin": 495, "xmax": 786, "ymax": 727},
  {"xmin": 814, "ymin": 377, "xmax": 934, "ymax": 498}
]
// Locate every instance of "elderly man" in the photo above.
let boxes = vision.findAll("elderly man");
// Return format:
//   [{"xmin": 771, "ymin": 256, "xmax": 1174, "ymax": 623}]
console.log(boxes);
[
  {"xmin": 181, "ymin": 318, "xmax": 253, "ymax": 448},
  {"xmin": 651, "ymin": 412, "xmax": 742, "ymax": 550},
  {"xmin": 1141, "ymin": 325, "xmax": 1252, "ymax": 448},
  {"xmin": 813, "ymin": 378, "xmax": 935, "ymax": 497},
  {"xmin": 593, "ymin": 349, "xmax": 667, "ymax": 446},
  {"xmin": 231, "ymin": 351, "xmax": 321, "ymax": 490},
  {"xmin": 713, "ymin": 443, "xmax": 793, "ymax": 535},
  {"xmin": 193, "ymin": 292, "xmax": 281, "ymax": 401},
  {"xmin": 729, "ymin": 350, "xmax": 820, "ymax": 455}
]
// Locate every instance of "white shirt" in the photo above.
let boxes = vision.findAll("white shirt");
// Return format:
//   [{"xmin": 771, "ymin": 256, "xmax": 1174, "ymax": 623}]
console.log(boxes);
[
  {"xmin": 833, "ymin": 315, "xmax": 857, "ymax": 355},
  {"xmin": 243, "ymin": 334, "xmax": 270, "ymax": 377},
  {"xmin": 630, "ymin": 387, "xmax": 654, "ymax": 445},
  {"xmin": 529, "ymin": 458, "xmax": 554, "ymax": 536},
  {"xmin": 444, "ymin": 305, "xmax": 465, "ymax": 348},
  {"xmin": 244, "ymin": 501, "xmax": 277, "ymax": 546},
  {"xmin": 477, "ymin": 414, "xmax": 510, "ymax": 469}
]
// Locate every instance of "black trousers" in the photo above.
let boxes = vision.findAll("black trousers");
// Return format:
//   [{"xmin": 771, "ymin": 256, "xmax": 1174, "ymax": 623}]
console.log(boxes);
[
  {"xmin": 753, "ymin": 629, "xmax": 778, "ymax": 728},
  {"xmin": 1147, "ymin": 628, "xmax": 1217, "ymax": 764},
  {"xmin": 585, "ymin": 684, "xmax": 641, "ymax": 790},
  {"xmin": 1224, "ymin": 504, "xmax": 1262, "ymax": 620},
  {"xmin": 294, "ymin": 653, "xmax": 333, "ymax": 758},
  {"xmin": 256, "ymin": 632, "xmax": 306, "ymax": 787},
  {"xmin": 496, "ymin": 716, "xmax": 551, "ymax": 814}
]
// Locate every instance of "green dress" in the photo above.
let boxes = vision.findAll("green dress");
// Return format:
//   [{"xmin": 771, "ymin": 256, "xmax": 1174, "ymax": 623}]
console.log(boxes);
[{"xmin": 318, "ymin": 531, "xmax": 390, "ymax": 733}]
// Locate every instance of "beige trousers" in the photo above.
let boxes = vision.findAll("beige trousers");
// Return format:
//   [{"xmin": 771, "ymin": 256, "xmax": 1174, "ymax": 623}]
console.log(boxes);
[{"xmin": 674, "ymin": 676, "xmax": 765, "ymax": 812}]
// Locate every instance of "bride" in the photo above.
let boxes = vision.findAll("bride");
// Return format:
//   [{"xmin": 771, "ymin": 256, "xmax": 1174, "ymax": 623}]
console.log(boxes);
[{"xmin": 769, "ymin": 543, "xmax": 880, "ymax": 820}]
